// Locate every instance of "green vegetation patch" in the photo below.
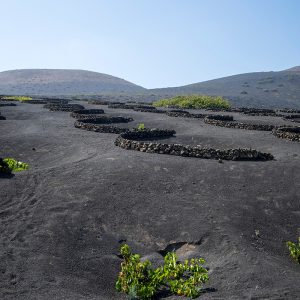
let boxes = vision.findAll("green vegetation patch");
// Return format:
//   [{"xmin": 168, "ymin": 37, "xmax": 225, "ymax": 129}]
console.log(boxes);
[
  {"xmin": 0, "ymin": 158, "xmax": 29, "ymax": 174},
  {"xmin": 116, "ymin": 244, "xmax": 209, "ymax": 299},
  {"xmin": 137, "ymin": 123, "xmax": 145, "ymax": 131},
  {"xmin": 153, "ymin": 95, "xmax": 231, "ymax": 109},
  {"xmin": 286, "ymin": 237, "xmax": 300, "ymax": 264},
  {"xmin": 2, "ymin": 96, "xmax": 33, "ymax": 101}
]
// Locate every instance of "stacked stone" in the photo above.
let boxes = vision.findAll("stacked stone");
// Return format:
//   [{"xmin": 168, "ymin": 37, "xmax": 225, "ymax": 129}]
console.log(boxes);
[
  {"xmin": 75, "ymin": 121, "xmax": 129, "ymax": 134},
  {"xmin": 74, "ymin": 116, "xmax": 133, "ymax": 133},
  {"xmin": 70, "ymin": 109, "xmax": 105, "ymax": 119},
  {"xmin": 0, "ymin": 102, "xmax": 17, "ymax": 107},
  {"xmin": 282, "ymin": 114, "xmax": 300, "ymax": 123},
  {"xmin": 166, "ymin": 110, "xmax": 206, "ymax": 118},
  {"xmin": 0, "ymin": 112, "xmax": 6, "ymax": 120},
  {"xmin": 44, "ymin": 104, "xmax": 85, "ymax": 112},
  {"xmin": 108, "ymin": 103, "xmax": 132, "ymax": 109},
  {"xmin": 272, "ymin": 127, "xmax": 300, "ymax": 142},
  {"xmin": 278, "ymin": 109, "xmax": 300, "ymax": 114},
  {"xmin": 115, "ymin": 129, "xmax": 273, "ymax": 161},
  {"xmin": 76, "ymin": 116, "xmax": 133, "ymax": 124},
  {"xmin": 240, "ymin": 108, "xmax": 277, "ymax": 116},
  {"xmin": 204, "ymin": 115, "xmax": 275, "ymax": 131},
  {"xmin": 133, "ymin": 106, "xmax": 165, "ymax": 113},
  {"xmin": 88, "ymin": 100, "xmax": 110, "ymax": 105},
  {"xmin": 23, "ymin": 100, "xmax": 48, "ymax": 104}
]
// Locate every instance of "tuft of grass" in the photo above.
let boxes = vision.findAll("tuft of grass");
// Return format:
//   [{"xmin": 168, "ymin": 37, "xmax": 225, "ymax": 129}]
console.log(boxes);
[
  {"xmin": 286, "ymin": 237, "xmax": 300, "ymax": 264},
  {"xmin": 153, "ymin": 95, "xmax": 231, "ymax": 109},
  {"xmin": 2, "ymin": 96, "xmax": 33, "ymax": 101},
  {"xmin": 0, "ymin": 158, "xmax": 29, "ymax": 173},
  {"xmin": 116, "ymin": 244, "xmax": 209, "ymax": 299}
]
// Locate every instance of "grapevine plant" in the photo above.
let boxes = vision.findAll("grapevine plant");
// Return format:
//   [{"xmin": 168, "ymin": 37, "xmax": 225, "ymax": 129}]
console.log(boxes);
[
  {"xmin": 0, "ymin": 158, "xmax": 29, "ymax": 174},
  {"xmin": 116, "ymin": 244, "xmax": 209, "ymax": 299},
  {"xmin": 286, "ymin": 237, "xmax": 300, "ymax": 264}
]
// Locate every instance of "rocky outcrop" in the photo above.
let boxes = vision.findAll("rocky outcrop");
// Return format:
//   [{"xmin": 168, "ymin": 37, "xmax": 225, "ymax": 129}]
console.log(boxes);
[
  {"xmin": 115, "ymin": 129, "xmax": 274, "ymax": 161},
  {"xmin": 44, "ymin": 104, "xmax": 85, "ymax": 112},
  {"xmin": 204, "ymin": 115, "xmax": 275, "ymax": 131},
  {"xmin": 70, "ymin": 109, "xmax": 105, "ymax": 119},
  {"xmin": 272, "ymin": 127, "xmax": 300, "ymax": 142}
]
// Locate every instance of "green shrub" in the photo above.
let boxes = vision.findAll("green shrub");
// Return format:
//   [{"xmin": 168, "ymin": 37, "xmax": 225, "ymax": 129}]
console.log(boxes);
[
  {"xmin": 116, "ymin": 244, "xmax": 209, "ymax": 299},
  {"xmin": 2, "ymin": 96, "xmax": 32, "ymax": 101},
  {"xmin": 0, "ymin": 158, "xmax": 29, "ymax": 173},
  {"xmin": 286, "ymin": 237, "xmax": 300, "ymax": 264},
  {"xmin": 137, "ymin": 123, "xmax": 145, "ymax": 131},
  {"xmin": 153, "ymin": 95, "xmax": 230, "ymax": 109}
]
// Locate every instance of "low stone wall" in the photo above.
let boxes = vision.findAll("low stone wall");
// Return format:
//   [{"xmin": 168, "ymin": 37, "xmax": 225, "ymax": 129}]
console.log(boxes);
[
  {"xmin": 272, "ymin": 127, "xmax": 300, "ymax": 142},
  {"xmin": 108, "ymin": 103, "xmax": 132, "ymax": 109},
  {"xmin": 76, "ymin": 116, "xmax": 133, "ymax": 124},
  {"xmin": 88, "ymin": 100, "xmax": 110, "ymax": 105},
  {"xmin": 278, "ymin": 109, "xmax": 300, "ymax": 114},
  {"xmin": 74, "ymin": 115, "xmax": 133, "ymax": 133},
  {"xmin": 165, "ymin": 110, "xmax": 206, "ymax": 118},
  {"xmin": 115, "ymin": 129, "xmax": 274, "ymax": 161},
  {"xmin": 44, "ymin": 104, "xmax": 85, "ymax": 112},
  {"xmin": 70, "ymin": 109, "xmax": 105, "ymax": 119},
  {"xmin": 282, "ymin": 114, "xmax": 300, "ymax": 123},
  {"xmin": 240, "ymin": 108, "xmax": 277, "ymax": 116},
  {"xmin": 0, "ymin": 102, "xmax": 17, "ymax": 107},
  {"xmin": 205, "ymin": 115, "xmax": 234, "ymax": 121},
  {"xmin": 133, "ymin": 107, "xmax": 165, "ymax": 113},
  {"xmin": 23, "ymin": 100, "xmax": 48, "ymax": 104},
  {"xmin": 204, "ymin": 115, "xmax": 275, "ymax": 131},
  {"xmin": 74, "ymin": 120, "xmax": 129, "ymax": 134}
]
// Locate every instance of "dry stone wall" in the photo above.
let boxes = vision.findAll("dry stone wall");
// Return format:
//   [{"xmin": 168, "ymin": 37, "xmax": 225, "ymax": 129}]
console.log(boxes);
[
  {"xmin": 272, "ymin": 127, "xmax": 300, "ymax": 142},
  {"xmin": 88, "ymin": 100, "xmax": 110, "ymax": 105},
  {"xmin": 44, "ymin": 104, "xmax": 85, "ymax": 112},
  {"xmin": 115, "ymin": 129, "xmax": 274, "ymax": 161},
  {"xmin": 165, "ymin": 110, "xmax": 206, "ymax": 118},
  {"xmin": 74, "ymin": 116, "xmax": 133, "ymax": 134},
  {"xmin": 70, "ymin": 109, "xmax": 105, "ymax": 119},
  {"xmin": 0, "ymin": 102, "xmax": 17, "ymax": 107},
  {"xmin": 204, "ymin": 115, "xmax": 275, "ymax": 131}
]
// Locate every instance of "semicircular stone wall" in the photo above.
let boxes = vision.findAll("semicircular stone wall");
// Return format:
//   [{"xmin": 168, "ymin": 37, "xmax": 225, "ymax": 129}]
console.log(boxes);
[
  {"xmin": 204, "ymin": 115, "xmax": 275, "ymax": 131},
  {"xmin": 272, "ymin": 127, "xmax": 300, "ymax": 142},
  {"xmin": 70, "ymin": 109, "xmax": 105, "ymax": 119},
  {"xmin": 44, "ymin": 104, "xmax": 85, "ymax": 112},
  {"xmin": 115, "ymin": 129, "xmax": 274, "ymax": 161}
]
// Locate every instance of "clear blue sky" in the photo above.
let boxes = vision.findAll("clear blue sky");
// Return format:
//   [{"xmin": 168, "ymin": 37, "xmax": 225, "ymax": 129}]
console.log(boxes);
[{"xmin": 1, "ymin": 0, "xmax": 299, "ymax": 88}]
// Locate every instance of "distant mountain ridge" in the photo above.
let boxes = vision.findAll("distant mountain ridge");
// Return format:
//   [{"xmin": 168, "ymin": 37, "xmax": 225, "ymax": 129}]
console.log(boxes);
[
  {"xmin": 150, "ymin": 67, "xmax": 300, "ymax": 108},
  {"xmin": 0, "ymin": 67, "xmax": 299, "ymax": 108},
  {"xmin": 0, "ymin": 69, "xmax": 145, "ymax": 95}
]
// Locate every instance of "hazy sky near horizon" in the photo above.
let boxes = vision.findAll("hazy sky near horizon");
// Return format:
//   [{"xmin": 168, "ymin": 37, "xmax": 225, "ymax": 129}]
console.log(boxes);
[{"xmin": 1, "ymin": 0, "xmax": 299, "ymax": 88}]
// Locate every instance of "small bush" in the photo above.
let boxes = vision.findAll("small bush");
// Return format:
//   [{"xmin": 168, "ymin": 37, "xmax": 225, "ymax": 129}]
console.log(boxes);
[
  {"xmin": 116, "ymin": 244, "xmax": 209, "ymax": 299},
  {"xmin": 0, "ymin": 158, "xmax": 29, "ymax": 173},
  {"xmin": 153, "ymin": 95, "xmax": 230, "ymax": 109},
  {"xmin": 286, "ymin": 237, "xmax": 300, "ymax": 264},
  {"xmin": 2, "ymin": 96, "xmax": 32, "ymax": 101},
  {"xmin": 137, "ymin": 123, "xmax": 145, "ymax": 131}
]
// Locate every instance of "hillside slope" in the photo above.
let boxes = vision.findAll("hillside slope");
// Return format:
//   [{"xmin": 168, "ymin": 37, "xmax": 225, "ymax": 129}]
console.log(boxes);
[
  {"xmin": 151, "ymin": 68, "xmax": 300, "ymax": 108},
  {"xmin": 0, "ymin": 69, "xmax": 145, "ymax": 95}
]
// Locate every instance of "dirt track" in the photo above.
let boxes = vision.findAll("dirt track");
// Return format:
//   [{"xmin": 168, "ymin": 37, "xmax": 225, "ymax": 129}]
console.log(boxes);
[{"xmin": 0, "ymin": 102, "xmax": 300, "ymax": 299}]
